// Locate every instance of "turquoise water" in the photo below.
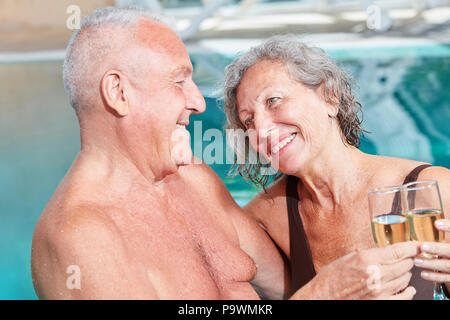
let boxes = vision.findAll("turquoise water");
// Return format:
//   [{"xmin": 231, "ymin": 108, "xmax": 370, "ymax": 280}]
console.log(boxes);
[{"xmin": 0, "ymin": 46, "xmax": 449, "ymax": 299}]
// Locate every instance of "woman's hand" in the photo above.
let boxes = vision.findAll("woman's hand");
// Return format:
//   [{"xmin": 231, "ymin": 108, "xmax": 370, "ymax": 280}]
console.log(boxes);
[
  {"xmin": 291, "ymin": 241, "xmax": 420, "ymax": 300},
  {"xmin": 413, "ymin": 219, "xmax": 450, "ymax": 293}
]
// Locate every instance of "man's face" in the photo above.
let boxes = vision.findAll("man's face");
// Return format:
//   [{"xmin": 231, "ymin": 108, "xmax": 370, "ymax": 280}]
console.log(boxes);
[{"xmin": 126, "ymin": 20, "xmax": 206, "ymax": 168}]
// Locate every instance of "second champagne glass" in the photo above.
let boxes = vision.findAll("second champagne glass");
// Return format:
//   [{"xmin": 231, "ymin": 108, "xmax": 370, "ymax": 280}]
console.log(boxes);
[
  {"xmin": 404, "ymin": 180, "xmax": 445, "ymax": 248},
  {"xmin": 403, "ymin": 180, "xmax": 445, "ymax": 299}
]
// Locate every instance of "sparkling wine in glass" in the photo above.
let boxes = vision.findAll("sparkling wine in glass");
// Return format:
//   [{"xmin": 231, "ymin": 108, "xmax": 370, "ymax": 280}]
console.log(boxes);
[
  {"xmin": 368, "ymin": 186, "xmax": 410, "ymax": 248},
  {"xmin": 403, "ymin": 180, "xmax": 446, "ymax": 299}
]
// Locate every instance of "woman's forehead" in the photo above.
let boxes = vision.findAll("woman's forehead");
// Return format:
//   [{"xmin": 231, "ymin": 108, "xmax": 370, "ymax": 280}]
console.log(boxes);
[
  {"xmin": 241, "ymin": 60, "xmax": 291, "ymax": 87},
  {"xmin": 237, "ymin": 60, "xmax": 293, "ymax": 99}
]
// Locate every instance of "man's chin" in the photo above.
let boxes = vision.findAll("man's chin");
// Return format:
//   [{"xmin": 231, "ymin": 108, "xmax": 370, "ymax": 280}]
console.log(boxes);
[
  {"xmin": 170, "ymin": 127, "xmax": 194, "ymax": 166},
  {"xmin": 170, "ymin": 145, "xmax": 194, "ymax": 166},
  {"xmin": 174, "ymin": 157, "xmax": 193, "ymax": 167}
]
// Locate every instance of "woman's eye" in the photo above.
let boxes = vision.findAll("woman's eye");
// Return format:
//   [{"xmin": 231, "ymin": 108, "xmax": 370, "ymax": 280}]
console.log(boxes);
[
  {"xmin": 267, "ymin": 97, "xmax": 280, "ymax": 105},
  {"xmin": 244, "ymin": 118, "xmax": 254, "ymax": 127},
  {"xmin": 175, "ymin": 80, "xmax": 185, "ymax": 86}
]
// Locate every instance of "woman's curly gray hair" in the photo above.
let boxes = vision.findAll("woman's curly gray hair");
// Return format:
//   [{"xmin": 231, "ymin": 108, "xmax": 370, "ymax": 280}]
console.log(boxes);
[{"xmin": 223, "ymin": 35, "xmax": 365, "ymax": 188}]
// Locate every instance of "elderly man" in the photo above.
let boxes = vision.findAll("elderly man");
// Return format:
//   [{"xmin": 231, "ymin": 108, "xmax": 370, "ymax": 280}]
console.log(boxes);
[{"xmin": 31, "ymin": 7, "xmax": 419, "ymax": 300}]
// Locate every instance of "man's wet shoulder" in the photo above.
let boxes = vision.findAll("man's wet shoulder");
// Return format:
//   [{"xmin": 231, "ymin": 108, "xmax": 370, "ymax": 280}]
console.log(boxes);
[{"xmin": 178, "ymin": 162, "xmax": 223, "ymax": 187}]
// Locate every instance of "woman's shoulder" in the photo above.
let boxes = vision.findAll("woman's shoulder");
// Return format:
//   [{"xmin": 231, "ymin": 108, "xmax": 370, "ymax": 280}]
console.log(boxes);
[{"xmin": 367, "ymin": 154, "xmax": 448, "ymax": 185}]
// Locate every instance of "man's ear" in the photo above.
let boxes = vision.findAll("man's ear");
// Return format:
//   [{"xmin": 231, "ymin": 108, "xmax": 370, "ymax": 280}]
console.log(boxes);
[{"xmin": 100, "ymin": 70, "xmax": 130, "ymax": 117}]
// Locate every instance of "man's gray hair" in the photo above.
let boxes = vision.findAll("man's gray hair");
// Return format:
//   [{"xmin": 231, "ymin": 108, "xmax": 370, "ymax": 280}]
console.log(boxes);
[
  {"xmin": 62, "ymin": 6, "xmax": 171, "ymax": 114},
  {"xmin": 223, "ymin": 35, "xmax": 365, "ymax": 188}
]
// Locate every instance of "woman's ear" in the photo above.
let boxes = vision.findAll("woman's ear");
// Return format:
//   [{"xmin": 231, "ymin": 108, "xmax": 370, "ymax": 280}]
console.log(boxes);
[
  {"xmin": 317, "ymin": 82, "xmax": 339, "ymax": 118},
  {"xmin": 100, "ymin": 70, "xmax": 129, "ymax": 117},
  {"xmin": 327, "ymin": 102, "xmax": 339, "ymax": 118}
]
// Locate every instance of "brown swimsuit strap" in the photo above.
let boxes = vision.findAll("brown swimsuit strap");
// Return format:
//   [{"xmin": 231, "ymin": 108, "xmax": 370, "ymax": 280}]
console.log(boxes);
[
  {"xmin": 391, "ymin": 164, "xmax": 433, "ymax": 214},
  {"xmin": 286, "ymin": 176, "xmax": 316, "ymax": 292},
  {"xmin": 286, "ymin": 175, "xmax": 315, "ymax": 294}
]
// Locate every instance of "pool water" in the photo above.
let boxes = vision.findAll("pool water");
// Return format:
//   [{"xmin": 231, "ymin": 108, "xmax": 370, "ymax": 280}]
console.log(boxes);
[{"xmin": 0, "ymin": 46, "xmax": 449, "ymax": 299}]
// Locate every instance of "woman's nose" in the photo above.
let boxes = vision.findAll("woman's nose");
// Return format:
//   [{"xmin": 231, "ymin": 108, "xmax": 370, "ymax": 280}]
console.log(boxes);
[
  {"xmin": 251, "ymin": 111, "xmax": 275, "ymax": 154},
  {"xmin": 253, "ymin": 110, "xmax": 274, "ymax": 135}
]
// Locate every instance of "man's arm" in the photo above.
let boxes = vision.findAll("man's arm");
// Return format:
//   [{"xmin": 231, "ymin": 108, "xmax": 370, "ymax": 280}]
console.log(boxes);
[
  {"xmin": 180, "ymin": 163, "xmax": 289, "ymax": 299},
  {"xmin": 32, "ymin": 207, "xmax": 158, "ymax": 299},
  {"xmin": 229, "ymin": 199, "xmax": 291, "ymax": 299}
]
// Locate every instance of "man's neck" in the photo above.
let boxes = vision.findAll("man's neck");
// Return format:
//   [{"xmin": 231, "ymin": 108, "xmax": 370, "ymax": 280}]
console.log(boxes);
[{"xmin": 79, "ymin": 128, "xmax": 177, "ymax": 187}]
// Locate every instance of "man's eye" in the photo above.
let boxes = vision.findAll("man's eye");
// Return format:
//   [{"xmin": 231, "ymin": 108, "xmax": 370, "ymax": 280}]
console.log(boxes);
[{"xmin": 175, "ymin": 80, "xmax": 185, "ymax": 86}]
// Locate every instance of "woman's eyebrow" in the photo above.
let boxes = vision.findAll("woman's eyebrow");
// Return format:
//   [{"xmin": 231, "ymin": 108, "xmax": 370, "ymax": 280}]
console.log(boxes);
[
  {"xmin": 256, "ymin": 85, "xmax": 277, "ymax": 100},
  {"xmin": 238, "ymin": 108, "xmax": 248, "ymax": 115}
]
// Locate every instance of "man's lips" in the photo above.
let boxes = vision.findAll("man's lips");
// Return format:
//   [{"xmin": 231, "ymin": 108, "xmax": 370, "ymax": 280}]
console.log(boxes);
[{"xmin": 176, "ymin": 121, "xmax": 189, "ymax": 127}]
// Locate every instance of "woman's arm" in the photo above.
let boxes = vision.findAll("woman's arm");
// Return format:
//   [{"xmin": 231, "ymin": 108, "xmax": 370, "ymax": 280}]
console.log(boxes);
[{"xmin": 290, "ymin": 241, "xmax": 419, "ymax": 300}]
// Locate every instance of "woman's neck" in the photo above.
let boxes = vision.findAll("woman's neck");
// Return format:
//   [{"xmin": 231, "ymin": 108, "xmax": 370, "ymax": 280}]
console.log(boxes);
[{"xmin": 293, "ymin": 135, "xmax": 371, "ymax": 211}]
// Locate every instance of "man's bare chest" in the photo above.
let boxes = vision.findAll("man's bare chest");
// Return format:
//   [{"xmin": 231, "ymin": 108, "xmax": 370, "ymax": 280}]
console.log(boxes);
[{"xmin": 113, "ymin": 199, "xmax": 259, "ymax": 299}]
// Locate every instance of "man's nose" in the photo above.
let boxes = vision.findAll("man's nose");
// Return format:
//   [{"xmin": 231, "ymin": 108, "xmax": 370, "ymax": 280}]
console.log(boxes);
[{"xmin": 186, "ymin": 81, "xmax": 206, "ymax": 114}]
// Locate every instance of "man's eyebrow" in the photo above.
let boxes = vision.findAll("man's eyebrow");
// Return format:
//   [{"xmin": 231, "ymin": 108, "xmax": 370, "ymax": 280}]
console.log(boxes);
[{"xmin": 171, "ymin": 66, "xmax": 192, "ymax": 77}]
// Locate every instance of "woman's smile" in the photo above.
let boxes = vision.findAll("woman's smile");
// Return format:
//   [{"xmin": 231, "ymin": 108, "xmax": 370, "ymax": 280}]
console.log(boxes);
[{"xmin": 270, "ymin": 132, "xmax": 297, "ymax": 156}]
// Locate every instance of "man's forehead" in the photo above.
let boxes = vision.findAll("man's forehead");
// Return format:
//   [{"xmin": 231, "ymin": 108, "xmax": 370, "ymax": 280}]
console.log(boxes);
[
  {"xmin": 136, "ymin": 19, "xmax": 186, "ymax": 54},
  {"xmin": 133, "ymin": 19, "xmax": 192, "ymax": 71}
]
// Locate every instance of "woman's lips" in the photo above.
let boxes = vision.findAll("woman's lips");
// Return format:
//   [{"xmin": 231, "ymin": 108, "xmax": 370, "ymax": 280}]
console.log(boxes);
[{"xmin": 270, "ymin": 132, "xmax": 297, "ymax": 156}]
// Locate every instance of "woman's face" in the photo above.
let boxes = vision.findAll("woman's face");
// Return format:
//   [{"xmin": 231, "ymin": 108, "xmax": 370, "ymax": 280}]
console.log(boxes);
[{"xmin": 235, "ymin": 59, "xmax": 337, "ymax": 175}]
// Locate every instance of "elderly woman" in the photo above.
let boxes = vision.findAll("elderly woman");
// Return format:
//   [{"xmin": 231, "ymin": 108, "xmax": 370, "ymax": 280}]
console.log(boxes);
[{"xmin": 223, "ymin": 36, "xmax": 450, "ymax": 300}]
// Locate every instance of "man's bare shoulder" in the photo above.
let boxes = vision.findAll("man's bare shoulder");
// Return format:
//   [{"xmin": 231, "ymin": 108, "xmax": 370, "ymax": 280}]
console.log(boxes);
[
  {"xmin": 243, "ymin": 176, "xmax": 289, "ymax": 228},
  {"xmin": 33, "ymin": 198, "xmax": 120, "ymax": 250},
  {"xmin": 32, "ymin": 205, "xmax": 119, "ymax": 297},
  {"xmin": 32, "ymin": 204, "xmax": 157, "ymax": 299},
  {"xmin": 46, "ymin": 204, "xmax": 122, "ymax": 252},
  {"xmin": 179, "ymin": 162, "xmax": 237, "ymax": 204},
  {"xmin": 179, "ymin": 163, "xmax": 285, "ymax": 221},
  {"xmin": 179, "ymin": 162, "xmax": 224, "ymax": 187}
]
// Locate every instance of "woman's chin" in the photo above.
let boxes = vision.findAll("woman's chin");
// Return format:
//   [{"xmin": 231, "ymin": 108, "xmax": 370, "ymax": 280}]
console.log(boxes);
[
  {"xmin": 279, "ymin": 168, "xmax": 297, "ymax": 176},
  {"xmin": 273, "ymin": 154, "xmax": 305, "ymax": 176}
]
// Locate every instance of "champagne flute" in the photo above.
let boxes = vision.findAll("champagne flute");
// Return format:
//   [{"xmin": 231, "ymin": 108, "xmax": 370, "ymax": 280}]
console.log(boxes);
[
  {"xmin": 403, "ymin": 180, "xmax": 445, "ymax": 299},
  {"xmin": 368, "ymin": 186, "xmax": 410, "ymax": 248}
]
